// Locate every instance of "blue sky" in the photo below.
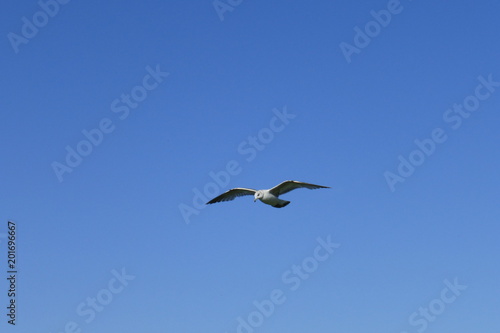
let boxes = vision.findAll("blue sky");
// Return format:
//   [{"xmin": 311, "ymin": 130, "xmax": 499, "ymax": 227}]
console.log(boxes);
[{"xmin": 1, "ymin": 0, "xmax": 500, "ymax": 332}]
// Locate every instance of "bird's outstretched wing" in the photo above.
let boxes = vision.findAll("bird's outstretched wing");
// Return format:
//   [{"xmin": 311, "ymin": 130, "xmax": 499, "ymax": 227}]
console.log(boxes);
[
  {"xmin": 206, "ymin": 188, "xmax": 256, "ymax": 204},
  {"xmin": 269, "ymin": 180, "xmax": 329, "ymax": 196}
]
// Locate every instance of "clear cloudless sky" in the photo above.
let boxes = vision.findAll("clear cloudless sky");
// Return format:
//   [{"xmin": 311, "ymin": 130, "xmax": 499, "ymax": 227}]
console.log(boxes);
[{"xmin": 1, "ymin": 0, "xmax": 500, "ymax": 332}]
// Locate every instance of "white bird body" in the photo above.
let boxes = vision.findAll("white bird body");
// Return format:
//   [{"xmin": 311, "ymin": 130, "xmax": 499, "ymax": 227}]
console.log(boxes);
[
  {"xmin": 206, "ymin": 180, "xmax": 329, "ymax": 208},
  {"xmin": 254, "ymin": 190, "xmax": 291, "ymax": 208}
]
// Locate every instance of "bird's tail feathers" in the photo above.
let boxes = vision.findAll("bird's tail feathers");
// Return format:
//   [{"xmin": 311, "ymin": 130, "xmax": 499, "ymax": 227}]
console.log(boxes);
[{"xmin": 273, "ymin": 201, "xmax": 290, "ymax": 208}]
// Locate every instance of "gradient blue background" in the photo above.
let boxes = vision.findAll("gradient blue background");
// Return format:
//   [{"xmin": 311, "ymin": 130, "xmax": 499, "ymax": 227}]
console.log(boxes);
[{"xmin": 1, "ymin": 0, "xmax": 499, "ymax": 332}]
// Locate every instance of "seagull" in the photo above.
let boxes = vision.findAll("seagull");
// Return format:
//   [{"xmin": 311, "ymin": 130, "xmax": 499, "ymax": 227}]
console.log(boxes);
[{"xmin": 206, "ymin": 180, "xmax": 329, "ymax": 208}]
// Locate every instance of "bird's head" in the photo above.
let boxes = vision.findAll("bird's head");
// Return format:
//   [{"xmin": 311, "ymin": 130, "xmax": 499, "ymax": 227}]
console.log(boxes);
[{"xmin": 254, "ymin": 191, "xmax": 263, "ymax": 202}]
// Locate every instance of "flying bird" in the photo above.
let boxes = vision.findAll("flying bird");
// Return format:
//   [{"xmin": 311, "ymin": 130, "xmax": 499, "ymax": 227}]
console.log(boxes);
[{"xmin": 206, "ymin": 180, "xmax": 329, "ymax": 208}]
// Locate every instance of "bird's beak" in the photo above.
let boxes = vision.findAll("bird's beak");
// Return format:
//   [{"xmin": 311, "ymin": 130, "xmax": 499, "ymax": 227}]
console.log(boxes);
[{"xmin": 254, "ymin": 198, "xmax": 257, "ymax": 202}]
